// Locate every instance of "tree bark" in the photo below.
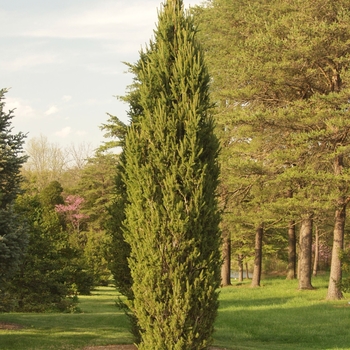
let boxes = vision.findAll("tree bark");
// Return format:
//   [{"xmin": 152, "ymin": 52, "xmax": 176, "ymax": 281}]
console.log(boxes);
[
  {"xmin": 327, "ymin": 203, "xmax": 345, "ymax": 300},
  {"xmin": 251, "ymin": 225, "xmax": 263, "ymax": 287},
  {"xmin": 245, "ymin": 262, "xmax": 250, "ymax": 279},
  {"xmin": 286, "ymin": 189, "xmax": 296, "ymax": 280},
  {"xmin": 312, "ymin": 226, "xmax": 319, "ymax": 277},
  {"xmin": 237, "ymin": 254, "xmax": 244, "ymax": 282},
  {"xmin": 298, "ymin": 215, "xmax": 313, "ymax": 290},
  {"xmin": 286, "ymin": 220, "xmax": 297, "ymax": 279},
  {"xmin": 221, "ymin": 231, "xmax": 231, "ymax": 286},
  {"xmin": 327, "ymin": 154, "xmax": 346, "ymax": 300}
]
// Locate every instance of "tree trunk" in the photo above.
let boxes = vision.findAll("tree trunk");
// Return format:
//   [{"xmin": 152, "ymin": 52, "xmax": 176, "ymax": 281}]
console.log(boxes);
[
  {"xmin": 245, "ymin": 262, "xmax": 250, "ymax": 279},
  {"xmin": 298, "ymin": 215, "xmax": 313, "ymax": 290},
  {"xmin": 312, "ymin": 227, "xmax": 319, "ymax": 277},
  {"xmin": 251, "ymin": 225, "xmax": 263, "ymax": 287},
  {"xmin": 327, "ymin": 154, "xmax": 346, "ymax": 300},
  {"xmin": 286, "ymin": 220, "xmax": 296, "ymax": 279},
  {"xmin": 238, "ymin": 254, "xmax": 244, "ymax": 282},
  {"xmin": 327, "ymin": 204, "xmax": 345, "ymax": 300},
  {"xmin": 221, "ymin": 231, "xmax": 231, "ymax": 286}
]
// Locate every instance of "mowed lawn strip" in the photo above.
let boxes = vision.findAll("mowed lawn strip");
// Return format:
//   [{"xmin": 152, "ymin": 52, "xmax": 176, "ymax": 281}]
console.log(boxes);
[{"xmin": 0, "ymin": 276, "xmax": 349, "ymax": 349}]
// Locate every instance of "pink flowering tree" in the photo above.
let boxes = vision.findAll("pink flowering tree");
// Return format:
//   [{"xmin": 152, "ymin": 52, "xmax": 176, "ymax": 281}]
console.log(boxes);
[{"xmin": 55, "ymin": 195, "xmax": 89, "ymax": 233}]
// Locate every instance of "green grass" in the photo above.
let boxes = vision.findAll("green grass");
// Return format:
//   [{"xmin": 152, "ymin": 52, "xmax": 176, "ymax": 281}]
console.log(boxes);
[
  {"xmin": 0, "ymin": 276, "xmax": 349, "ymax": 349},
  {"xmin": 0, "ymin": 287, "xmax": 133, "ymax": 350},
  {"xmin": 215, "ymin": 276, "xmax": 350, "ymax": 350}
]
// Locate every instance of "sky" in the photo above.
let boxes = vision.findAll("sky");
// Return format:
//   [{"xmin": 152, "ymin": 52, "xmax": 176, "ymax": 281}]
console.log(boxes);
[{"xmin": 0, "ymin": 0, "xmax": 203, "ymax": 150}]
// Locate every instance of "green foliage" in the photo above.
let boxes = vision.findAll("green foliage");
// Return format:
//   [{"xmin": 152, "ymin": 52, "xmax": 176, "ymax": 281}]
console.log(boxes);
[
  {"xmin": 39, "ymin": 180, "xmax": 64, "ymax": 209},
  {"xmin": 106, "ymin": 152, "xmax": 132, "ymax": 299},
  {"xmin": 0, "ymin": 89, "xmax": 28, "ymax": 305},
  {"xmin": 76, "ymin": 152, "xmax": 117, "ymax": 230},
  {"xmin": 12, "ymin": 143, "xmax": 118, "ymax": 311},
  {"xmin": 83, "ymin": 229, "xmax": 111, "ymax": 286},
  {"xmin": 99, "ymin": 114, "xmax": 127, "ymax": 152},
  {"xmin": 340, "ymin": 247, "xmax": 350, "ymax": 293},
  {"xmin": 194, "ymin": 0, "xmax": 350, "ymax": 291},
  {"xmin": 6, "ymin": 181, "xmax": 94, "ymax": 312},
  {"xmin": 73, "ymin": 152, "xmax": 118, "ymax": 286},
  {"xmin": 9, "ymin": 193, "xmax": 72, "ymax": 311},
  {"xmin": 0, "ymin": 90, "xmax": 28, "ymax": 207},
  {"xmin": 0, "ymin": 208, "xmax": 28, "ymax": 285},
  {"xmin": 113, "ymin": 0, "xmax": 222, "ymax": 348}
]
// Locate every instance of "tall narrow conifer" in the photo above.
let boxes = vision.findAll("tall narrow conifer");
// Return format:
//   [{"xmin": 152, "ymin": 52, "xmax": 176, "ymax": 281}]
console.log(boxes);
[{"xmin": 121, "ymin": 1, "xmax": 221, "ymax": 348}]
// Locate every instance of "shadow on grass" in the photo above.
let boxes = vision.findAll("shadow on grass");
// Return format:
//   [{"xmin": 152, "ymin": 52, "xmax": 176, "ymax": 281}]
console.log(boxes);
[
  {"xmin": 0, "ymin": 332, "xmax": 97, "ymax": 350},
  {"xmin": 214, "ymin": 301, "xmax": 350, "ymax": 350},
  {"xmin": 0, "ymin": 296, "xmax": 133, "ymax": 350},
  {"xmin": 0, "ymin": 318, "xmax": 132, "ymax": 350},
  {"xmin": 219, "ymin": 296, "xmax": 292, "ymax": 310}
]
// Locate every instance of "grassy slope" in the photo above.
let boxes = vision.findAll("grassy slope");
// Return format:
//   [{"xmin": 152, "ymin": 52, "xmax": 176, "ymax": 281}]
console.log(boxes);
[{"xmin": 0, "ymin": 276, "xmax": 349, "ymax": 349}]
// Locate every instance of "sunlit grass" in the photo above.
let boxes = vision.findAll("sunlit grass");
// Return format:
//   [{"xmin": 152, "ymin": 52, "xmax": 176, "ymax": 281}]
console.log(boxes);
[
  {"xmin": 0, "ymin": 277, "xmax": 349, "ymax": 349},
  {"xmin": 214, "ymin": 275, "xmax": 350, "ymax": 350},
  {"xmin": 0, "ymin": 287, "xmax": 132, "ymax": 350}
]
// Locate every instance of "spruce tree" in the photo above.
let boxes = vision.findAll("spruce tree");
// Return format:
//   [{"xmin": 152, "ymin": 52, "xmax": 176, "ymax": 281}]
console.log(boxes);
[
  {"xmin": 0, "ymin": 89, "xmax": 28, "ymax": 292},
  {"xmin": 120, "ymin": 1, "xmax": 221, "ymax": 348}
]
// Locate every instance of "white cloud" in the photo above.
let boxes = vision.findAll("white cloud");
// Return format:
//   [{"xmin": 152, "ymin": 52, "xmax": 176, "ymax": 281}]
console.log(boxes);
[
  {"xmin": 62, "ymin": 95, "xmax": 72, "ymax": 102},
  {"xmin": 76, "ymin": 130, "xmax": 87, "ymax": 136},
  {"xmin": 6, "ymin": 97, "xmax": 36, "ymax": 119},
  {"xmin": 11, "ymin": 2, "xmax": 157, "ymax": 42},
  {"xmin": 0, "ymin": 0, "xmax": 205, "ymax": 149},
  {"xmin": 55, "ymin": 126, "xmax": 72, "ymax": 138},
  {"xmin": 0, "ymin": 0, "xmax": 205, "ymax": 64},
  {"xmin": 45, "ymin": 105, "xmax": 58, "ymax": 116},
  {"xmin": 3, "ymin": 0, "xmax": 201, "ymax": 40},
  {"xmin": 0, "ymin": 53, "xmax": 60, "ymax": 72}
]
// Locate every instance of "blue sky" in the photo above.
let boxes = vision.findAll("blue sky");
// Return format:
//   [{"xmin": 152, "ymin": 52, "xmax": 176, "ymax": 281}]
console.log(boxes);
[{"xmin": 0, "ymin": 0, "xmax": 202, "ymax": 150}]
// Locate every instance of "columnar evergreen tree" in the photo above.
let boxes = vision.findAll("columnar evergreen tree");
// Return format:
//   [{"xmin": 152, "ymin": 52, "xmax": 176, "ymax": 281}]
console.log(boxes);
[
  {"xmin": 100, "ymin": 115, "xmax": 134, "ymax": 303},
  {"xmin": 0, "ymin": 89, "xmax": 28, "ymax": 292},
  {"xmin": 118, "ymin": 1, "xmax": 221, "ymax": 348}
]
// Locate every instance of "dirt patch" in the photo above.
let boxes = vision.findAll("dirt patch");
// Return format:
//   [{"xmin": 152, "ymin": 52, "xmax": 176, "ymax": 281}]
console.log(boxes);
[
  {"xmin": 0, "ymin": 322, "xmax": 26, "ymax": 330},
  {"xmin": 83, "ymin": 346, "xmax": 226, "ymax": 350},
  {"xmin": 83, "ymin": 346, "xmax": 137, "ymax": 350}
]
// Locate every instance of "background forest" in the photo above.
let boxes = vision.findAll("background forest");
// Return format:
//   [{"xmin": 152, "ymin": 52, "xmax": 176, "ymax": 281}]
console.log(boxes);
[{"xmin": 1, "ymin": 0, "xmax": 350, "ymax": 317}]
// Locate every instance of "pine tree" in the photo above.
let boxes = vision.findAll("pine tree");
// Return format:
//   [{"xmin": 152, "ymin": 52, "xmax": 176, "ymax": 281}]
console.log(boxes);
[
  {"xmin": 118, "ymin": 1, "xmax": 221, "ymax": 348},
  {"xmin": 0, "ymin": 89, "xmax": 28, "ymax": 290},
  {"xmin": 195, "ymin": 0, "xmax": 350, "ymax": 297}
]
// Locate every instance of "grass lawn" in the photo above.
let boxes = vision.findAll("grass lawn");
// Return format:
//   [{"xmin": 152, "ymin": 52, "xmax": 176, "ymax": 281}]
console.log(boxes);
[
  {"xmin": 0, "ymin": 287, "xmax": 133, "ymax": 350},
  {"xmin": 0, "ymin": 275, "xmax": 349, "ymax": 349},
  {"xmin": 214, "ymin": 276, "xmax": 350, "ymax": 350}
]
